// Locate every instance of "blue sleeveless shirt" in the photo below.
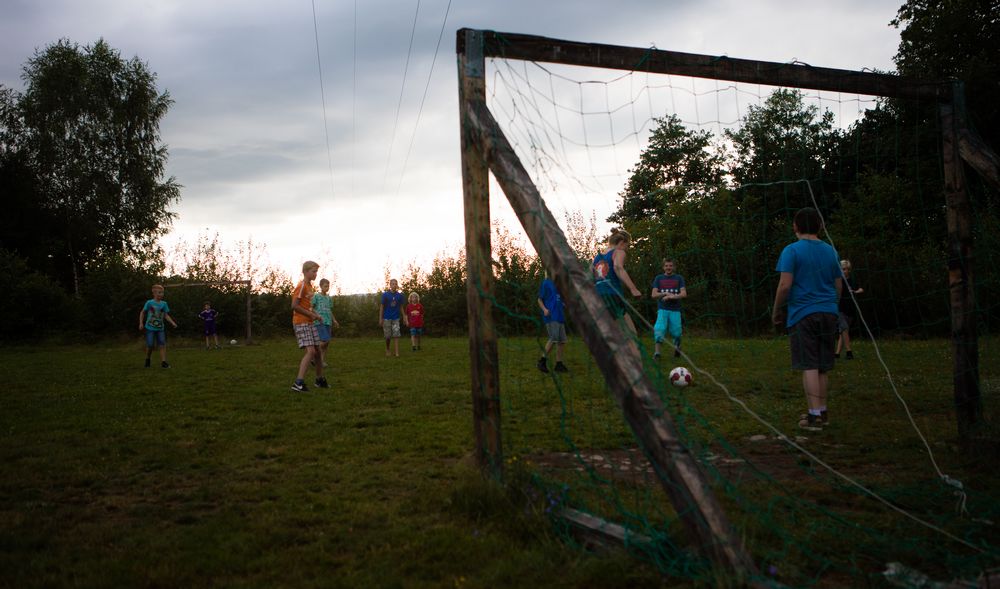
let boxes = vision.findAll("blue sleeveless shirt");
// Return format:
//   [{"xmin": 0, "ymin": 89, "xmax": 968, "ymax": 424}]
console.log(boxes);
[{"xmin": 592, "ymin": 249, "xmax": 621, "ymax": 296}]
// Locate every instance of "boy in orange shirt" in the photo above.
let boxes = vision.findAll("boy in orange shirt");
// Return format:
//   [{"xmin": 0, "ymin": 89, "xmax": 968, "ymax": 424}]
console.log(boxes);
[{"xmin": 291, "ymin": 261, "xmax": 327, "ymax": 391}]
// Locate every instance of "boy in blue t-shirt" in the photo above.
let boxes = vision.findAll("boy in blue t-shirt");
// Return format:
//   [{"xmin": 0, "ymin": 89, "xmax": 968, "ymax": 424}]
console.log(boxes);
[
  {"xmin": 650, "ymin": 258, "xmax": 687, "ymax": 359},
  {"xmin": 772, "ymin": 208, "xmax": 842, "ymax": 431},
  {"xmin": 139, "ymin": 284, "xmax": 178, "ymax": 368},
  {"xmin": 536, "ymin": 273, "xmax": 567, "ymax": 373},
  {"xmin": 379, "ymin": 279, "xmax": 407, "ymax": 357}
]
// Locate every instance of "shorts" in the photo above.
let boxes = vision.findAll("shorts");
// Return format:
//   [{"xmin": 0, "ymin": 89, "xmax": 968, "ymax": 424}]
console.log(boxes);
[
  {"xmin": 382, "ymin": 319, "xmax": 401, "ymax": 338},
  {"xmin": 145, "ymin": 329, "xmax": 166, "ymax": 348},
  {"xmin": 316, "ymin": 323, "xmax": 332, "ymax": 342},
  {"xmin": 653, "ymin": 309, "xmax": 682, "ymax": 343},
  {"xmin": 409, "ymin": 327, "xmax": 424, "ymax": 336},
  {"xmin": 599, "ymin": 292, "xmax": 626, "ymax": 319},
  {"xmin": 837, "ymin": 312, "xmax": 853, "ymax": 333},
  {"xmin": 545, "ymin": 321, "xmax": 567, "ymax": 344},
  {"xmin": 294, "ymin": 322, "xmax": 321, "ymax": 348},
  {"xmin": 203, "ymin": 323, "xmax": 217, "ymax": 336},
  {"xmin": 789, "ymin": 313, "xmax": 838, "ymax": 372}
]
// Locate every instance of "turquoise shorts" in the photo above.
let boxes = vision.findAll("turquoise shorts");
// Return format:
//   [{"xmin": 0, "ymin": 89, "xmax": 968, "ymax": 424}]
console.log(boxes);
[{"xmin": 653, "ymin": 309, "xmax": 682, "ymax": 343}]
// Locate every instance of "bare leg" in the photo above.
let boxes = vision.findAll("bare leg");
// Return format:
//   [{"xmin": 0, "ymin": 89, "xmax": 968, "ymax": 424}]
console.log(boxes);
[
  {"xmin": 385, "ymin": 338, "xmax": 391, "ymax": 356},
  {"xmin": 842, "ymin": 330, "xmax": 852, "ymax": 352},
  {"xmin": 801, "ymin": 369, "xmax": 828, "ymax": 411},
  {"xmin": 159, "ymin": 345, "xmax": 168, "ymax": 363},
  {"xmin": 556, "ymin": 342, "xmax": 564, "ymax": 362},
  {"xmin": 393, "ymin": 337, "xmax": 400, "ymax": 357},
  {"xmin": 297, "ymin": 347, "xmax": 315, "ymax": 380},
  {"xmin": 543, "ymin": 340, "xmax": 555, "ymax": 359},
  {"xmin": 314, "ymin": 346, "xmax": 324, "ymax": 378}
]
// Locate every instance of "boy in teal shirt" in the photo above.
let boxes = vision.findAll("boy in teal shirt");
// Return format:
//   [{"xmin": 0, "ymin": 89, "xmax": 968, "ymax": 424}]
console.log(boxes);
[
  {"xmin": 139, "ymin": 284, "xmax": 178, "ymax": 368},
  {"xmin": 311, "ymin": 278, "xmax": 340, "ymax": 368}
]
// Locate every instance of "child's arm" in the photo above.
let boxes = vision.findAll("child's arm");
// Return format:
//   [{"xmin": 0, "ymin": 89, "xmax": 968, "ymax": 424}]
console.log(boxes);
[
  {"xmin": 292, "ymin": 292, "xmax": 321, "ymax": 322},
  {"xmin": 772, "ymin": 272, "xmax": 793, "ymax": 325},
  {"xmin": 378, "ymin": 302, "xmax": 384, "ymax": 325},
  {"xmin": 165, "ymin": 313, "xmax": 178, "ymax": 328},
  {"xmin": 139, "ymin": 308, "xmax": 146, "ymax": 331},
  {"xmin": 537, "ymin": 297, "xmax": 549, "ymax": 317},
  {"xmin": 613, "ymin": 250, "xmax": 641, "ymax": 297}
]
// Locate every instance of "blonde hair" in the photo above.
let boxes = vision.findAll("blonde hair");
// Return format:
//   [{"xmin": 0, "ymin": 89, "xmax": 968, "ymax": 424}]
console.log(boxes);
[
  {"xmin": 409, "ymin": 292, "xmax": 420, "ymax": 303},
  {"xmin": 151, "ymin": 284, "xmax": 164, "ymax": 291},
  {"xmin": 840, "ymin": 259, "xmax": 852, "ymax": 270},
  {"xmin": 608, "ymin": 227, "xmax": 632, "ymax": 246},
  {"xmin": 302, "ymin": 260, "xmax": 319, "ymax": 273}
]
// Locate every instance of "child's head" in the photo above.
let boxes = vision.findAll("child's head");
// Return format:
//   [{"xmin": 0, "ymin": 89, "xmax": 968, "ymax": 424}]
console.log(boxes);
[
  {"xmin": 662, "ymin": 258, "xmax": 676, "ymax": 274},
  {"xmin": 840, "ymin": 259, "xmax": 852, "ymax": 274},
  {"xmin": 319, "ymin": 278, "xmax": 330, "ymax": 293},
  {"xmin": 409, "ymin": 292, "xmax": 420, "ymax": 304},
  {"xmin": 302, "ymin": 260, "xmax": 319, "ymax": 281},
  {"xmin": 608, "ymin": 227, "xmax": 632, "ymax": 249},
  {"xmin": 389, "ymin": 278, "xmax": 399, "ymax": 291},
  {"xmin": 203, "ymin": 301, "xmax": 212, "ymax": 310},
  {"xmin": 793, "ymin": 208, "xmax": 823, "ymax": 236},
  {"xmin": 151, "ymin": 284, "xmax": 164, "ymax": 299}
]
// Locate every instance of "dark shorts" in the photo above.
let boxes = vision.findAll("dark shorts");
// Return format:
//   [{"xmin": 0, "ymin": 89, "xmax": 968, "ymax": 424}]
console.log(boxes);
[
  {"xmin": 837, "ymin": 312, "xmax": 852, "ymax": 333},
  {"xmin": 600, "ymin": 293, "xmax": 626, "ymax": 319},
  {"xmin": 789, "ymin": 313, "xmax": 837, "ymax": 372},
  {"xmin": 203, "ymin": 323, "xmax": 217, "ymax": 336}
]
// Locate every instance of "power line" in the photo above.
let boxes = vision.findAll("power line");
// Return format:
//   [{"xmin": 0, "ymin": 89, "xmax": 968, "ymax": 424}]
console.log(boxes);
[
  {"xmin": 395, "ymin": 0, "xmax": 453, "ymax": 196},
  {"xmin": 381, "ymin": 0, "xmax": 421, "ymax": 192},
  {"xmin": 310, "ymin": 0, "xmax": 336, "ymax": 198}
]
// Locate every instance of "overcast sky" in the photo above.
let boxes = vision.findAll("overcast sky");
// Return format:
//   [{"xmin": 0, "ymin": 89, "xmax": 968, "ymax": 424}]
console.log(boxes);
[{"xmin": 1, "ymin": 0, "xmax": 905, "ymax": 292}]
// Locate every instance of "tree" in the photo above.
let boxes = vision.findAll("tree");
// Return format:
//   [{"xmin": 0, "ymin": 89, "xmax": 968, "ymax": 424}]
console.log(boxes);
[
  {"xmin": 0, "ymin": 39, "xmax": 180, "ymax": 295},
  {"xmin": 892, "ymin": 0, "xmax": 1000, "ymax": 147},
  {"xmin": 609, "ymin": 114, "xmax": 724, "ymax": 224}
]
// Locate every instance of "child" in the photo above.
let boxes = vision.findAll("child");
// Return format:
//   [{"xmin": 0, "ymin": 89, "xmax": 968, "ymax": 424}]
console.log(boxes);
[
  {"xmin": 379, "ymin": 279, "xmax": 407, "ymax": 357},
  {"xmin": 139, "ymin": 284, "xmax": 178, "ymax": 368},
  {"xmin": 311, "ymin": 278, "xmax": 340, "ymax": 367},
  {"xmin": 651, "ymin": 258, "xmax": 687, "ymax": 359},
  {"xmin": 291, "ymin": 261, "xmax": 328, "ymax": 392},
  {"xmin": 198, "ymin": 301, "xmax": 220, "ymax": 349},
  {"xmin": 835, "ymin": 259, "xmax": 864, "ymax": 360},
  {"xmin": 537, "ymin": 272, "xmax": 567, "ymax": 373},
  {"xmin": 405, "ymin": 292, "xmax": 424, "ymax": 351},
  {"xmin": 772, "ymin": 208, "xmax": 842, "ymax": 431},
  {"xmin": 592, "ymin": 228, "xmax": 643, "ymax": 335}
]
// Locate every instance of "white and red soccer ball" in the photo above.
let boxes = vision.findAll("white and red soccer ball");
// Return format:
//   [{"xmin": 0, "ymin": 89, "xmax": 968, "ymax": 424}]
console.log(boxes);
[{"xmin": 669, "ymin": 366, "xmax": 692, "ymax": 387}]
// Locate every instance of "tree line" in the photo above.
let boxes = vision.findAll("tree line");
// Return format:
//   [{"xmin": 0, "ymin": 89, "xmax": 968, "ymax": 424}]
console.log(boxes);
[{"xmin": 1, "ymin": 1, "xmax": 996, "ymax": 341}]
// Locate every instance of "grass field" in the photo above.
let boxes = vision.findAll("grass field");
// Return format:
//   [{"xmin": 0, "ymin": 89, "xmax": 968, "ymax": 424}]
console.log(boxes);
[{"xmin": 1, "ymin": 335, "xmax": 998, "ymax": 587}]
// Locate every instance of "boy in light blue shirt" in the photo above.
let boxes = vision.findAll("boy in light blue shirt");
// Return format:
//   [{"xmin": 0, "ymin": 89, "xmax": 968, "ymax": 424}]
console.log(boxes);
[
  {"xmin": 139, "ymin": 284, "xmax": 178, "ymax": 368},
  {"xmin": 311, "ymin": 278, "xmax": 340, "ymax": 368},
  {"xmin": 772, "ymin": 208, "xmax": 842, "ymax": 431}
]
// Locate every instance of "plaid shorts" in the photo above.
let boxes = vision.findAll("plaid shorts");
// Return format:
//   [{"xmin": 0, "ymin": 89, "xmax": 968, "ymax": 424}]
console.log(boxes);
[
  {"xmin": 293, "ymin": 323, "xmax": 321, "ymax": 348},
  {"xmin": 382, "ymin": 319, "xmax": 401, "ymax": 338}
]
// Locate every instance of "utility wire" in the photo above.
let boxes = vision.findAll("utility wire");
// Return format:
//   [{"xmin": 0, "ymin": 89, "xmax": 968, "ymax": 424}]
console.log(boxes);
[
  {"xmin": 310, "ymin": 0, "xmax": 336, "ymax": 198},
  {"xmin": 381, "ymin": 0, "xmax": 421, "ymax": 192},
  {"xmin": 395, "ymin": 0, "xmax": 453, "ymax": 196}
]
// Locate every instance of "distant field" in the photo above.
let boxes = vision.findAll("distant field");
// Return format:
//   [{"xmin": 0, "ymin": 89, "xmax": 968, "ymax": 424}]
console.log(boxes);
[{"xmin": 1, "ymin": 336, "xmax": 997, "ymax": 587}]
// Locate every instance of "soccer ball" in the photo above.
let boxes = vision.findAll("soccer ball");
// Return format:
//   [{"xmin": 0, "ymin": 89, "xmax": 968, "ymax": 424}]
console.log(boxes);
[
  {"xmin": 669, "ymin": 366, "xmax": 692, "ymax": 387},
  {"xmin": 230, "ymin": 339, "xmax": 237, "ymax": 345}
]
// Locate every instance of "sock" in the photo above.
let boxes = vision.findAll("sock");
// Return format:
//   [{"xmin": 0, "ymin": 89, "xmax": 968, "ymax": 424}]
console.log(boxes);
[{"xmin": 808, "ymin": 409, "xmax": 822, "ymax": 417}]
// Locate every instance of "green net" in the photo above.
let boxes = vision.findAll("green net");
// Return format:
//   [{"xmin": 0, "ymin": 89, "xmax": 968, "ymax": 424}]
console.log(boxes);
[{"xmin": 469, "ymin": 44, "xmax": 1000, "ymax": 588}]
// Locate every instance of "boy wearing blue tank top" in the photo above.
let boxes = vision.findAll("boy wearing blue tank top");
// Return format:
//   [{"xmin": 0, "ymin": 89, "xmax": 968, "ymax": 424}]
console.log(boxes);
[{"xmin": 592, "ymin": 228, "xmax": 643, "ymax": 336}]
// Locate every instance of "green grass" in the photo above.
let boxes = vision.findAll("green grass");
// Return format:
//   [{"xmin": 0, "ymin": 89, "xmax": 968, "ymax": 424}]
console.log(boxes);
[{"xmin": 1, "ymin": 336, "xmax": 997, "ymax": 587}]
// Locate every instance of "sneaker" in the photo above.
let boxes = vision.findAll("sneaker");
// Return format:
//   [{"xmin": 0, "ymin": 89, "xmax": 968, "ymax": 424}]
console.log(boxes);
[
  {"xmin": 554, "ymin": 362, "xmax": 568, "ymax": 373},
  {"xmin": 798, "ymin": 413, "xmax": 823, "ymax": 431},
  {"xmin": 144, "ymin": 358, "xmax": 151, "ymax": 368},
  {"xmin": 291, "ymin": 381, "xmax": 308, "ymax": 392},
  {"xmin": 821, "ymin": 410, "xmax": 829, "ymax": 425},
  {"xmin": 314, "ymin": 377, "xmax": 329, "ymax": 389},
  {"xmin": 845, "ymin": 351, "xmax": 854, "ymax": 360},
  {"xmin": 537, "ymin": 357, "xmax": 549, "ymax": 373},
  {"xmin": 161, "ymin": 361, "xmax": 170, "ymax": 369},
  {"xmin": 653, "ymin": 352, "xmax": 661, "ymax": 360},
  {"xmin": 412, "ymin": 346, "xmax": 417, "ymax": 351}
]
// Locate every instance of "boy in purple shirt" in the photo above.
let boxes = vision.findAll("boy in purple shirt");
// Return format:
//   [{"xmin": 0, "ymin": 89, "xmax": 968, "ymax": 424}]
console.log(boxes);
[{"xmin": 199, "ymin": 301, "xmax": 220, "ymax": 349}]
